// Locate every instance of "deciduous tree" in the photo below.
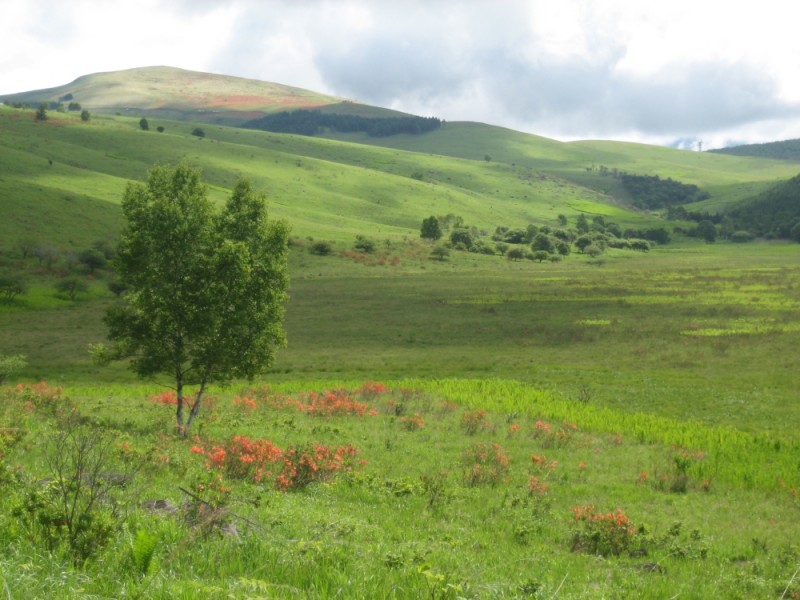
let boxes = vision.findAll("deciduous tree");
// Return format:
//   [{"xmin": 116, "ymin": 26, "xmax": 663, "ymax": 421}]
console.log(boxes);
[{"xmin": 101, "ymin": 164, "xmax": 289, "ymax": 435}]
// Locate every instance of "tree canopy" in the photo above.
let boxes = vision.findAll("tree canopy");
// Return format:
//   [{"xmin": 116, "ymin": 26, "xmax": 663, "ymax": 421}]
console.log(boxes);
[{"xmin": 102, "ymin": 163, "xmax": 289, "ymax": 434}]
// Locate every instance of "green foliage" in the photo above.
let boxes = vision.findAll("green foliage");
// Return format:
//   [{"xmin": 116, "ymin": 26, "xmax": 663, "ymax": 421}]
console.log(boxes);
[
  {"xmin": 80, "ymin": 110, "xmax": 90, "ymax": 122},
  {"xmin": 309, "ymin": 240, "xmax": 333, "ymax": 255},
  {"xmin": 0, "ymin": 354, "xmax": 26, "ymax": 384},
  {"xmin": 35, "ymin": 104, "xmax": 47, "ymax": 121},
  {"xmin": 104, "ymin": 163, "xmax": 289, "ymax": 433},
  {"xmin": 430, "ymin": 245, "xmax": 450, "ymax": 261},
  {"xmin": 0, "ymin": 274, "xmax": 27, "ymax": 301},
  {"xmin": 244, "ymin": 109, "xmax": 442, "ymax": 137},
  {"xmin": 354, "ymin": 235, "xmax": 376, "ymax": 253},
  {"xmin": 727, "ymin": 174, "xmax": 800, "ymax": 239},
  {"xmin": 420, "ymin": 216, "xmax": 442, "ymax": 241},
  {"xmin": 55, "ymin": 276, "xmax": 89, "ymax": 300},
  {"xmin": 191, "ymin": 127, "xmax": 205, "ymax": 138},
  {"xmin": 78, "ymin": 248, "xmax": 107, "ymax": 273},
  {"xmin": 138, "ymin": 117, "xmax": 149, "ymax": 131},
  {"xmin": 130, "ymin": 528, "xmax": 159, "ymax": 576},
  {"xmin": 616, "ymin": 172, "xmax": 710, "ymax": 209}
]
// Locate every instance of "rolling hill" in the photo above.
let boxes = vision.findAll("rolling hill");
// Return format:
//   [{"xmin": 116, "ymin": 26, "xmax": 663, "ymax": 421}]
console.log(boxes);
[
  {"xmin": 0, "ymin": 66, "xmax": 406, "ymax": 126},
  {"xmin": 2, "ymin": 66, "xmax": 800, "ymax": 254}
]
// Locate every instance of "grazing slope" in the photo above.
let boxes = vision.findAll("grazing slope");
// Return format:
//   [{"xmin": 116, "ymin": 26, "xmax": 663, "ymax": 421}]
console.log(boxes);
[{"xmin": 0, "ymin": 66, "xmax": 404, "ymax": 126}]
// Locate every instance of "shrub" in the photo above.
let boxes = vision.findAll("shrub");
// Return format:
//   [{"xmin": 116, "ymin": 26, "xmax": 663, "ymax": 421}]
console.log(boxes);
[
  {"xmin": 310, "ymin": 240, "xmax": 333, "ymax": 255},
  {"xmin": 276, "ymin": 443, "xmax": 361, "ymax": 491},
  {"xmin": 0, "ymin": 354, "xmax": 27, "ymax": 384},
  {"xmin": 0, "ymin": 275, "xmax": 27, "ymax": 301},
  {"xmin": 354, "ymin": 235, "xmax": 376, "ymax": 253},
  {"xmin": 462, "ymin": 442, "xmax": 510, "ymax": 487},
  {"xmin": 55, "ymin": 276, "xmax": 89, "ymax": 300},
  {"xmin": 571, "ymin": 505, "xmax": 636, "ymax": 556}
]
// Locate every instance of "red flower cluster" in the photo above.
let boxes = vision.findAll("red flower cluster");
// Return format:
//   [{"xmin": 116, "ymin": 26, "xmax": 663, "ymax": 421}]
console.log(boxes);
[
  {"xmin": 462, "ymin": 442, "xmax": 510, "ymax": 486},
  {"xmin": 191, "ymin": 436, "xmax": 362, "ymax": 491},
  {"xmin": 147, "ymin": 390, "xmax": 178, "ymax": 406},
  {"xmin": 276, "ymin": 443, "xmax": 361, "ymax": 491},
  {"xmin": 400, "ymin": 414, "xmax": 425, "ymax": 431},
  {"xmin": 461, "ymin": 409, "xmax": 488, "ymax": 435},
  {"xmin": 571, "ymin": 505, "xmax": 636, "ymax": 556}
]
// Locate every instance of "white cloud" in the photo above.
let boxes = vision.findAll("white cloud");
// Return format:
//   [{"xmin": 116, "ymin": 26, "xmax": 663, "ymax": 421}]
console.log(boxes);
[{"xmin": 3, "ymin": 0, "xmax": 800, "ymax": 148}]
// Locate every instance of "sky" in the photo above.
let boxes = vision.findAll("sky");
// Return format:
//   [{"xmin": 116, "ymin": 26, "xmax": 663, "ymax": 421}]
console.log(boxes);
[{"xmin": 3, "ymin": 0, "xmax": 800, "ymax": 149}]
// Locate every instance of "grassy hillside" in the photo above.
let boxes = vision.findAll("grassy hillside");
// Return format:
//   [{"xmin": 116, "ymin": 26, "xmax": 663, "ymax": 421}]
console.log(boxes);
[
  {"xmin": 0, "ymin": 105, "xmax": 657, "ymax": 252},
  {"xmin": 0, "ymin": 66, "xmax": 404, "ymax": 126},
  {"xmin": 324, "ymin": 125, "xmax": 799, "ymax": 213}
]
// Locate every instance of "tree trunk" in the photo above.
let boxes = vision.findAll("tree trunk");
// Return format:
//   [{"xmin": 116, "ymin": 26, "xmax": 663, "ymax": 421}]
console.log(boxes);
[
  {"xmin": 184, "ymin": 382, "xmax": 206, "ymax": 433},
  {"xmin": 175, "ymin": 372, "xmax": 186, "ymax": 437}
]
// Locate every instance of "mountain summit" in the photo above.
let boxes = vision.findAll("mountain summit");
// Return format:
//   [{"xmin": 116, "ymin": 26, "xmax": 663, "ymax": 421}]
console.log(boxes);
[{"xmin": 0, "ymin": 65, "xmax": 392, "ymax": 125}]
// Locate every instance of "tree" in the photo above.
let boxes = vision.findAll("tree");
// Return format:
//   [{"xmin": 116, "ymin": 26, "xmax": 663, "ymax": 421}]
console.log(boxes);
[
  {"xmin": 80, "ymin": 110, "xmax": 91, "ymax": 122},
  {"xmin": 102, "ymin": 164, "xmax": 289, "ymax": 435},
  {"xmin": 56, "ymin": 276, "xmax": 88, "ymax": 300},
  {"xmin": 530, "ymin": 233, "xmax": 554, "ymax": 253},
  {"xmin": 695, "ymin": 220, "xmax": 717, "ymax": 243},
  {"xmin": 790, "ymin": 221, "xmax": 800, "ymax": 243},
  {"xmin": 0, "ymin": 275, "xmax": 27, "ymax": 301},
  {"xmin": 139, "ymin": 118, "xmax": 149, "ymax": 131},
  {"xmin": 420, "ymin": 216, "xmax": 442, "ymax": 241},
  {"xmin": 35, "ymin": 104, "xmax": 48, "ymax": 121},
  {"xmin": 191, "ymin": 127, "xmax": 205, "ymax": 138},
  {"xmin": 575, "ymin": 235, "xmax": 594, "ymax": 253},
  {"xmin": 506, "ymin": 247, "xmax": 525, "ymax": 261},
  {"xmin": 79, "ymin": 248, "xmax": 107, "ymax": 273},
  {"xmin": 430, "ymin": 245, "xmax": 450, "ymax": 261}
]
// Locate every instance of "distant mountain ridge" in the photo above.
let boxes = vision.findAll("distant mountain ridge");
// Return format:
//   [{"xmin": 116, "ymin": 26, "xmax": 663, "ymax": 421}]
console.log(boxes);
[{"xmin": 0, "ymin": 66, "xmax": 406, "ymax": 126}]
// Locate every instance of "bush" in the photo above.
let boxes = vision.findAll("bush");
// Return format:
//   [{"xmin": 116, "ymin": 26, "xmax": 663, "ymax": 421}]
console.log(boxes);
[
  {"xmin": 354, "ymin": 235, "xmax": 376, "ymax": 253},
  {"xmin": 430, "ymin": 245, "xmax": 450, "ymax": 261},
  {"xmin": 310, "ymin": 240, "xmax": 333, "ymax": 255},
  {"xmin": 0, "ymin": 274, "xmax": 27, "ymax": 301},
  {"xmin": 55, "ymin": 277, "xmax": 88, "ymax": 300},
  {"xmin": 0, "ymin": 354, "xmax": 27, "ymax": 384},
  {"xmin": 191, "ymin": 127, "xmax": 205, "ymax": 138},
  {"xmin": 571, "ymin": 505, "xmax": 636, "ymax": 556}
]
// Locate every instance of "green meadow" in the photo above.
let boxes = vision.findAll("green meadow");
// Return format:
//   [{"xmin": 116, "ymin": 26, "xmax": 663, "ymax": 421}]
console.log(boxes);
[{"xmin": 1, "ymin": 99, "xmax": 799, "ymax": 598}]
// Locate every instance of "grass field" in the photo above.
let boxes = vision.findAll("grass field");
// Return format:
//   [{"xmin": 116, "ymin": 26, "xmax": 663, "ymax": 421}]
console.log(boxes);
[{"xmin": 1, "ymin": 98, "xmax": 799, "ymax": 598}]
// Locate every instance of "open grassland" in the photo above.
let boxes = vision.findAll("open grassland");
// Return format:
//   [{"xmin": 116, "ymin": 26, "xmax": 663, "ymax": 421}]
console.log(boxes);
[
  {"xmin": 3, "ymin": 241, "xmax": 800, "ymax": 437},
  {"xmin": 2, "ymin": 103, "xmax": 800, "ymax": 598},
  {"xmin": 0, "ymin": 373, "xmax": 798, "ymax": 599}
]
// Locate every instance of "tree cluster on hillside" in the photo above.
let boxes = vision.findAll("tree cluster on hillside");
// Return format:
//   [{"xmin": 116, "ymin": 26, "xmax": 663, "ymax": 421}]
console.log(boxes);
[
  {"xmin": 243, "ymin": 110, "xmax": 442, "ymax": 138},
  {"xmin": 591, "ymin": 166, "xmax": 710, "ymax": 209},
  {"xmin": 724, "ymin": 173, "xmax": 800, "ymax": 240}
]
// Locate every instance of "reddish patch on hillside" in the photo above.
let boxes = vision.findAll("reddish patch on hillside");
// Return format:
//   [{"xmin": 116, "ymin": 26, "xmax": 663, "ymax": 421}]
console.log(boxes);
[{"xmin": 206, "ymin": 95, "xmax": 330, "ymax": 110}]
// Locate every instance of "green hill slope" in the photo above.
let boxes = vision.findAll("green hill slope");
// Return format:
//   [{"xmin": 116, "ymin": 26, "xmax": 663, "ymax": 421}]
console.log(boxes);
[
  {"xmin": 0, "ymin": 66, "xmax": 404, "ymax": 126},
  {"xmin": 3, "ymin": 66, "xmax": 800, "ymax": 254},
  {"xmin": 0, "ymin": 105, "xmax": 646, "ymax": 252}
]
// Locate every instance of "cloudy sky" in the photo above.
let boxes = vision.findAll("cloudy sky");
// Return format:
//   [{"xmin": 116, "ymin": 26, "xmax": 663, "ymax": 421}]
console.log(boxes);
[{"xmin": 3, "ymin": 0, "xmax": 800, "ymax": 149}]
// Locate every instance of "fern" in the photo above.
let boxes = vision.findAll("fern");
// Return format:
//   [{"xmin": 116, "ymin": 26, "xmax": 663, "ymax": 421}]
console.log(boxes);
[{"xmin": 130, "ymin": 529, "xmax": 158, "ymax": 576}]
